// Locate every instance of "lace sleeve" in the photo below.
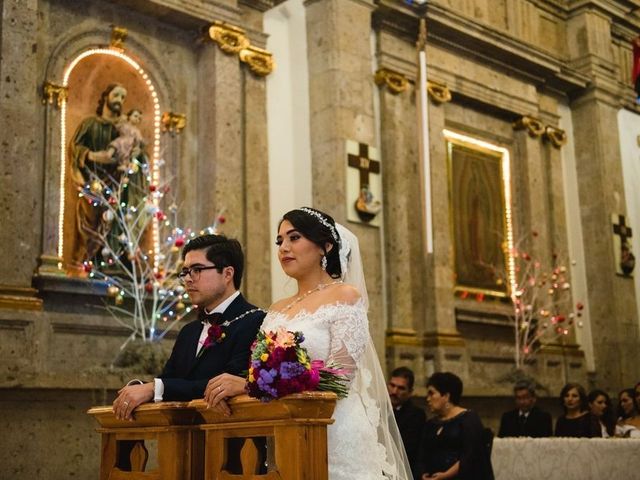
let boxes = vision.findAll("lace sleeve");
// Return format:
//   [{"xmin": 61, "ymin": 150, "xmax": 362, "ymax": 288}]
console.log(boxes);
[{"xmin": 327, "ymin": 302, "xmax": 369, "ymax": 379}]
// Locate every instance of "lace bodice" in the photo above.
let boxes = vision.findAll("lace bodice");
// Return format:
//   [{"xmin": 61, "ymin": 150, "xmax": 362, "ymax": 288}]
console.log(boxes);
[{"xmin": 262, "ymin": 299, "xmax": 369, "ymax": 379}]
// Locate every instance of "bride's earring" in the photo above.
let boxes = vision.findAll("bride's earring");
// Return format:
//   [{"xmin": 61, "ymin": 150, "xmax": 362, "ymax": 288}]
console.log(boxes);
[{"xmin": 321, "ymin": 255, "xmax": 328, "ymax": 271}]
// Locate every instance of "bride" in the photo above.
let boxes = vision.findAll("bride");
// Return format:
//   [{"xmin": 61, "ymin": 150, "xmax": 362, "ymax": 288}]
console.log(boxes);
[
  {"xmin": 206, "ymin": 207, "xmax": 412, "ymax": 479},
  {"xmin": 269, "ymin": 207, "xmax": 413, "ymax": 479}
]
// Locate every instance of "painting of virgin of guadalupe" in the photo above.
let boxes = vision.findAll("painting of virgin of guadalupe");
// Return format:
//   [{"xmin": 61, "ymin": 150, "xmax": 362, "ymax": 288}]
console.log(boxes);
[{"xmin": 447, "ymin": 138, "xmax": 509, "ymax": 296}]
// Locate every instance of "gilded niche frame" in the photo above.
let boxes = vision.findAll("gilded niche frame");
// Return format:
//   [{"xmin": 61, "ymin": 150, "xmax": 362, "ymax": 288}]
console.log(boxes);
[{"xmin": 444, "ymin": 130, "xmax": 514, "ymax": 298}]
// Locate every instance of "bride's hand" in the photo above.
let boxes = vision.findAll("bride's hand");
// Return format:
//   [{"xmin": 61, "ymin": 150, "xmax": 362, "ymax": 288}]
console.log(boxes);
[{"xmin": 204, "ymin": 373, "xmax": 247, "ymax": 414}]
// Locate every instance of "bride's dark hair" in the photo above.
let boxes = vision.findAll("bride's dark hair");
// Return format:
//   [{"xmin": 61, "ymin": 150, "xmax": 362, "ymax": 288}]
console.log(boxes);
[{"xmin": 280, "ymin": 207, "xmax": 342, "ymax": 279}]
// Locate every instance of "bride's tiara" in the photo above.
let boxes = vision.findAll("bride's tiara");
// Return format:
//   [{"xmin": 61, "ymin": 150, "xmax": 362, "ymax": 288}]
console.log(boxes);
[{"xmin": 300, "ymin": 207, "xmax": 340, "ymax": 243}]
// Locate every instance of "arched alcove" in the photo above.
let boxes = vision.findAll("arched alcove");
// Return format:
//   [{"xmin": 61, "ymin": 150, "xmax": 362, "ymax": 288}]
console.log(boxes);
[
  {"xmin": 60, "ymin": 48, "xmax": 162, "ymax": 272},
  {"xmin": 38, "ymin": 29, "xmax": 180, "ymax": 278}
]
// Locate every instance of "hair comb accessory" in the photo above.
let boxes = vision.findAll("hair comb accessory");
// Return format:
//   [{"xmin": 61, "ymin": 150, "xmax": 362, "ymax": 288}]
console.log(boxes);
[{"xmin": 299, "ymin": 207, "xmax": 340, "ymax": 243}]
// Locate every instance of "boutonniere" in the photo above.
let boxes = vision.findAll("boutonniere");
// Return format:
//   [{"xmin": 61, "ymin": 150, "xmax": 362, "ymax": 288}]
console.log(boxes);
[
  {"xmin": 198, "ymin": 324, "xmax": 226, "ymax": 357},
  {"xmin": 197, "ymin": 308, "xmax": 264, "ymax": 358}
]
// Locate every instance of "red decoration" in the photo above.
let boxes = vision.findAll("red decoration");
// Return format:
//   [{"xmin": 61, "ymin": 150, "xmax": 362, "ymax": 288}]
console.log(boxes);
[
  {"xmin": 198, "ymin": 324, "xmax": 226, "ymax": 357},
  {"xmin": 218, "ymin": 215, "xmax": 226, "ymax": 224},
  {"xmin": 175, "ymin": 237, "xmax": 185, "ymax": 247},
  {"xmin": 149, "ymin": 185, "xmax": 157, "ymax": 192}
]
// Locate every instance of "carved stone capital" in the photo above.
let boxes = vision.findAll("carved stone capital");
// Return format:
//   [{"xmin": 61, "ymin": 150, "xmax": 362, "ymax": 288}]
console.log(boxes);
[
  {"xmin": 110, "ymin": 26, "xmax": 128, "ymax": 50},
  {"xmin": 374, "ymin": 68, "xmax": 409, "ymax": 94},
  {"xmin": 544, "ymin": 125, "xmax": 567, "ymax": 148},
  {"xmin": 161, "ymin": 112, "xmax": 187, "ymax": 135},
  {"xmin": 42, "ymin": 81, "xmax": 68, "ymax": 108},
  {"xmin": 207, "ymin": 21, "xmax": 250, "ymax": 55},
  {"xmin": 239, "ymin": 45, "xmax": 275, "ymax": 77},
  {"xmin": 512, "ymin": 115, "xmax": 545, "ymax": 138},
  {"xmin": 427, "ymin": 80, "xmax": 452, "ymax": 104}
]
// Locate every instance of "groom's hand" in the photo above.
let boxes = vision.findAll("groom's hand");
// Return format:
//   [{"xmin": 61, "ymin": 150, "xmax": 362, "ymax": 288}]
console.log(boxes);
[
  {"xmin": 113, "ymin": 383, "xmax": 153, "ymax": 421},
  {"xmin": 204, "ymin": 373, "xmax": 247, "ymax": 414}
]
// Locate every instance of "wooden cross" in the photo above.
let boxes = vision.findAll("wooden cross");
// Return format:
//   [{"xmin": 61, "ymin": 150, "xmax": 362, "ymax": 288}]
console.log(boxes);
[
  {"xmin": 613, "ymin": 215, "xmax": 633, "ymax": 243},
  {"xmin": 348, "ymin": 143, "xmax": 380, "ymax": 189}
]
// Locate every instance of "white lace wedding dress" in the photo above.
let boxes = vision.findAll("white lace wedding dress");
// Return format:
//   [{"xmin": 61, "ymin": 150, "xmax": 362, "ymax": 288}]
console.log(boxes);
[{"xmin": 262, "ymin": 299, "xmax": 409, "ymax": 480}]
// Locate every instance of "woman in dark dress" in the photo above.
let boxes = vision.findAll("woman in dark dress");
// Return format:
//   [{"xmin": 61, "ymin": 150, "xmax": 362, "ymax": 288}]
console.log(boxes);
[
  {"xmin": 417, "ymin": 372, "xmax": 493, "ymax": 480},
  {"xmin": 588, "ymin": 389, "xmax": 615, "ymax": 437},
  {"xmin": 555, "ymin": 383, "xmax": 601, "ymax": 437}
]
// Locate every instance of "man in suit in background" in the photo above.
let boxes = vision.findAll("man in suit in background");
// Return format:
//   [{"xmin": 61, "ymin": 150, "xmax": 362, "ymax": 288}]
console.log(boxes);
[
  {"xmin": 498, "ymin": 380, "xmax": 552, "ymax": 437},
  {"xmin": 388, "ymin": 367, "xmax": 426, "ymax": 476},
  {"xmin": 112, "ymin": 234, "xmax": 265, "ymax": 420}
]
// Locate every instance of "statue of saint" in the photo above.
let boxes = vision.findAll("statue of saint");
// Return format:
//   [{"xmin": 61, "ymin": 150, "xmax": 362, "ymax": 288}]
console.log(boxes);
[{"xmin": 68, "ymin": 83, "xmax": 143, "ymax": 267}]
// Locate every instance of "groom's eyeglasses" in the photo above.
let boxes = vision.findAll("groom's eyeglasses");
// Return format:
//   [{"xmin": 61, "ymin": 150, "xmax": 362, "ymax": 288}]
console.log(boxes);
[{"xmin": 177, "ymin": 265, "xmax": 220, "ymax": 283}]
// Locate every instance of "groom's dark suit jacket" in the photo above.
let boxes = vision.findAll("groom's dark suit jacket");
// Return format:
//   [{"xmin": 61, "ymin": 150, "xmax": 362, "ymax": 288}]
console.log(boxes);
[
  {"xmin": 498, "ymin": 406, "xmax": 552, "ymax": 438},
  {"xmin": 159, "ymin": 293, "xmax": 265, "ymax": 401}
]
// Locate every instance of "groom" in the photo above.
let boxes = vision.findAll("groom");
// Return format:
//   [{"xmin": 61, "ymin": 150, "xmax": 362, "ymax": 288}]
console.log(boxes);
[{"xmin": 113, "ymin": 234, "xmax": 265, "ymax": 420}]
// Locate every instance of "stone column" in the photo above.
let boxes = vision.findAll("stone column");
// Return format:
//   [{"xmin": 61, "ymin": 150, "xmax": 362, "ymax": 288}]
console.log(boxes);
[
  {"xmin": 0, "ymin": 0, "xmax": 43, "ymax": 310},
  {"xmin": 512, "ymin": 127, "xmax": 552, "ymax": 261},
  {"xmin": 426, "ymin": 92, "xmax": 466, "ymax": 375},
  {"xmin": 241, "ymin": 55, "xmax": 272, "ymax": 308},
  {"xmin": 197, "ymin": 32, "xmax": 244, "ymax": 242},
  {"xmin": 376, "ymin": 68, "xmax": 424, "ymax": 370},
  {"xmin": 567, "ymin": 9, "xmax": 640, "ymax": 389},
  {"xmin": 304, "ymin": 0, "xmax": 386, "ymax": 351}
]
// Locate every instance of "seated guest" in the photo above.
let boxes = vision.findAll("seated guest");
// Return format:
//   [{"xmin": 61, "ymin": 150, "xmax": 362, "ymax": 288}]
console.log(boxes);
[
  {"xmin": 388, "ymin": 366, "xmax": 426, "ymax": 477},
  {"xmin": 588, "ymin": 389, "xmax": 615, "ymax": 437},
  {"xmin": 417, "ymin": 372, "xmax": 494, "ymax": 480},
  {"xmin": 615, "ymin": 388, "xmax": 640, "ymax": 437},
  {"xmin": 498, "ymin": 380, "xmax": 552, "ymax": 437},
  {"xmin": 635, "ymin": 382, "xmax": 640, "ymax": 411},
  {"xmin": 554, "ymin": 382, "xmax": 601, "ymax": 437}
]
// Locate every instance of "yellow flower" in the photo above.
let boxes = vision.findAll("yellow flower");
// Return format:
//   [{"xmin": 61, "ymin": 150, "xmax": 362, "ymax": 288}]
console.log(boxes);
[{"xmin": 260, "ymin": 353, "xmax": 269, "ymax": 362}]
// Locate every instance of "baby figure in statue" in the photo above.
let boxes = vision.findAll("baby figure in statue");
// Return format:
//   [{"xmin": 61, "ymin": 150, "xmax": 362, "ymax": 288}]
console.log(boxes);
[
  {"xmin": 263, "ymin": 208, "xmax": 411, "ymax": 480},
  {"xmin": 108, "ymin": 108, "xmax": 145, "ymax": 170}
]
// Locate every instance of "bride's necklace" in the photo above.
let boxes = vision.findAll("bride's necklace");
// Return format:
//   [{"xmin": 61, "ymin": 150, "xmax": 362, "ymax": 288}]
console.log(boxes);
[{"xmin": 281, "ymin": 280, "xmax": 343, "ymax": 312}]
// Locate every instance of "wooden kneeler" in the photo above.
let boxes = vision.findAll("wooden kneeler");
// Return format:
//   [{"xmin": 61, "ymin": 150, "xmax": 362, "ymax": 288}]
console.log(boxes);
[
  {"xmin": 190, "ymin": 392, "xmax": 337, "ymax": 480},
  {"xmin": 88, "ymin": 392, "xmax": 336, "ymax": 480},
  {"xmin": 88, "ymin": 402, "xmax": 202, "ymax": 480}
]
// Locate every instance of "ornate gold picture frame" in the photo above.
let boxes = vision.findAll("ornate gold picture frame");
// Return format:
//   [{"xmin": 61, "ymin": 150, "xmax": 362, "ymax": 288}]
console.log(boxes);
[{"xmin": 445, "ymin": 130, "xmax": 513, "ymax": 298}]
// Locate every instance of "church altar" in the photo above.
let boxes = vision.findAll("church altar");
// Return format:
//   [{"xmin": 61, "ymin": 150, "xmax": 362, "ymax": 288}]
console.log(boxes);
[{"xmin": 492, "ymin": 437, "xmax": 640, "ymax": 479}]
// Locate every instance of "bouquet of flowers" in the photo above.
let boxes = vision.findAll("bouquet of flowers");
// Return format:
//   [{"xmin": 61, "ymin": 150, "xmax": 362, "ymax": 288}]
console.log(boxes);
[{"xmin": 246, "ymin": 327, "xmax": 350, "ymax": 402}]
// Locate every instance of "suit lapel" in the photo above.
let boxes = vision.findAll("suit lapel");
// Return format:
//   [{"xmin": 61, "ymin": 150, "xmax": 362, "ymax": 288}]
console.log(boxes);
[{"xmin": 183, "ymin": 319, "xmax": 206, "ymax": 373}]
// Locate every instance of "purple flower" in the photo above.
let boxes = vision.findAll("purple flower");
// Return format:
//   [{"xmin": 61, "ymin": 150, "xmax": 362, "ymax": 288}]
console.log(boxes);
[
  {"xmin": 280, "ymin": 361, "xmax": 306, "ymax": 380},
  {"xmin": 259, "ymin": 369, "xmax": 274, "ymax": 384}
]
